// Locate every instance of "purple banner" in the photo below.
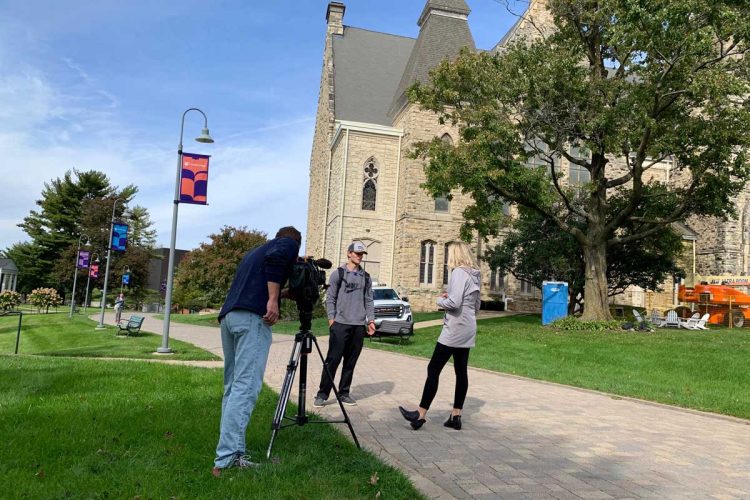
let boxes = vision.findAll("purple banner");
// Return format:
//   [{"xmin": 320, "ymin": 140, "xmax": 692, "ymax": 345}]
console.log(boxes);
[{"xmin": 77, "ymin": 250, "xmax": 91, "ymax": 269}]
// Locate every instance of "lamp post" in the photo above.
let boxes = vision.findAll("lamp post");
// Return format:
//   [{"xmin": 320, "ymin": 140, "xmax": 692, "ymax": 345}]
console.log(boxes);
[
  {"xmin": 159, "ymin": 108, "xmax": 214, "ymax": 354},
  {"xmin": 83, "ymin": 254, "xmax": 99, "ymax": 315},
  {"xmin": 69, "ymin": 233, "xmax": 90, "ymax": 318},
  {"xmin": 96, "ymin": 197, "xmax": 125, "ymax": 329}
]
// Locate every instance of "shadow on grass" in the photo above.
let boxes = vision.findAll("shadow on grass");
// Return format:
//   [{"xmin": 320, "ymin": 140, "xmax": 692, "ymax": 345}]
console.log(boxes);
[{"xmin": 1, "ymin": 356, "xmax": 422, "ymax": 499}]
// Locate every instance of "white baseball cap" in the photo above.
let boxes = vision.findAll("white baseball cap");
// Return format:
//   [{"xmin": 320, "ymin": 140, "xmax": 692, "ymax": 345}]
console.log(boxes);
[{"xmin": 348, "ymin": 241, "xmax": 368, "ymax": 254}]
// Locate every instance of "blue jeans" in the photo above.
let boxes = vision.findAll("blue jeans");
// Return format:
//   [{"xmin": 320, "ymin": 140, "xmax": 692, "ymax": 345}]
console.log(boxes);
[{"xmin": 214, "ymin": 310, "xmax": 272, "ymax": 468}]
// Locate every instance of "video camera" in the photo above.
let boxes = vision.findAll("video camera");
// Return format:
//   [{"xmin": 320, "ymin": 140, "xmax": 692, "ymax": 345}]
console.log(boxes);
[{"xmin": 287, "ymin": 256, "xmax": 332, "ymax": 331}]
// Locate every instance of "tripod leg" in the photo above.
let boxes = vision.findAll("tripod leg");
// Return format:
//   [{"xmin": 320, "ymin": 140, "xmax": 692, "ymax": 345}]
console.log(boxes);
[
  {"xmin": 311, "ymin": 335, "xmax": 361, "ymax": 449},
  {"xmin": 267, "ymin": 337, "xmax": 303, "ymax": 459}
]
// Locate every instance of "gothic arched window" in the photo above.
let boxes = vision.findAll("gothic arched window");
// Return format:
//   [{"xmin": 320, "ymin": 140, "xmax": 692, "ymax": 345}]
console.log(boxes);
[
  {"xmin": 362, "ymin": 157, "xmax": 379, "ymax": 211},
  {"xmin": 434, "ymin": 135, "xmax": 452, "ymax": 212},
  {"xmin": 420, "ymin": 240, "xmax": 436, "ymax": 285}
]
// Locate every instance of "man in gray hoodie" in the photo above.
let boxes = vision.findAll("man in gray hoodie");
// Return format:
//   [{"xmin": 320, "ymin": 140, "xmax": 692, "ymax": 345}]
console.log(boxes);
[{"xmin": 314, "ymin": 241, "xmax": 375, "ymax": 407}]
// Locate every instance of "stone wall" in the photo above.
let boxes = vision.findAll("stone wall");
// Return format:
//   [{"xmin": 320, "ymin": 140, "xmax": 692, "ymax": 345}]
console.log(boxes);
[
  {"xmin": 305, "ymin": 3, "xmax": 344, "ymax": 257},
  {"xmin": 322, "ymin": 128, "xmax": 402, "ymax": 283}
]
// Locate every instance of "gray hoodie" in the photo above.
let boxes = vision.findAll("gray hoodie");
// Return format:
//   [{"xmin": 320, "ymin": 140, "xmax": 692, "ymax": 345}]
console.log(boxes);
[
  {"xmin": 436, "ymin": 266, "xmax": 482, "ymax": 348},
  {"xmin": 326, "ymin": 265, "xmax": 375, "ymax": 326}
]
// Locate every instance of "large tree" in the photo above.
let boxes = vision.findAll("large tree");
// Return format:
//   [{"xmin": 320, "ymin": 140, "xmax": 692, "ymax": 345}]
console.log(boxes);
[
  {"xmin": 50, "ymin": 195, "xmax": 157, "ymax": 307},
  {"xmin": 14, "ymin": 170, "xmax": 137, "ymax": 293},
  {"xmin": 173, "ymin": 226, "xmax": 267, "ymax": 309},
  {"xmin": 488, "ymin": 203, "xmax": 685, "ymax": 314},
  {"xmin": 411, "ymin": 0, "xmax": 750, "ymax": 319}
]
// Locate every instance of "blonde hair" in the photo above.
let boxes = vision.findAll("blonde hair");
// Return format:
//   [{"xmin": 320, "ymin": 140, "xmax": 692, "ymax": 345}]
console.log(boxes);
[{"xmin": 446, "ymin": 242, "xmax": 478, "ymax": 269}]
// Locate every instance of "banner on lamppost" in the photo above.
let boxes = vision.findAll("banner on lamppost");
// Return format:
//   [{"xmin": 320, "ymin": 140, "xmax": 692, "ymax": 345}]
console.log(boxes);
[
  {"xmin": 111, "ymin": 223, "xmax": 129, "ymax": 251},
  {"xmin": 180, "ymin": 152, "xmax": 211, "ymax": 205},
  {"xmin": 89, "ymin": 263, "xmax": 100, "ymax": 278},
  {"xmin": 77, "ymin": 250, "xmax": 91, "ymax": 269},
  {"xmin": 122, "ymin": 273, "xmax": 130, "ymax": 285}
]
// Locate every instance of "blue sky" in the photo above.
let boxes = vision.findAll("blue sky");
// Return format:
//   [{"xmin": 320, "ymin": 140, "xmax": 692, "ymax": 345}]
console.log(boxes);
[{"xmin": 0, "ymin": 0, "xmax": 525, "ymax": 253}]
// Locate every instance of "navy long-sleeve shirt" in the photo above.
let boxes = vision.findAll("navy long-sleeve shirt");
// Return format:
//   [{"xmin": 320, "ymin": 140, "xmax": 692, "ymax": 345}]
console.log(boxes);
[{"xmin": 218, "ymin": 236, "xmax": 300, "ymax": 321}]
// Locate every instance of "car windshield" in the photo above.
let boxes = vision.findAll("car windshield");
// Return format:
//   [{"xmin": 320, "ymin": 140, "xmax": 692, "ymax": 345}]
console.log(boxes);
[{"xmin": 373, "ymin": 288, "xmax": 399, "ymax": 300}]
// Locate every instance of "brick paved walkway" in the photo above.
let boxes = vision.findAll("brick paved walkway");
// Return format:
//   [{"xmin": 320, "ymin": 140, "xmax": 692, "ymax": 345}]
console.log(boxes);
[{"xmin": 125, "ymin": 313, "xmax": 750, "ymax": 499}]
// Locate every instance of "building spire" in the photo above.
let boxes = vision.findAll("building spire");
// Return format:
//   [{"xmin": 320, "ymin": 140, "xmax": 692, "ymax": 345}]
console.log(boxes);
[{"xmin": 388, "ymin": 0, "xmax": 475, "ymax": 120}]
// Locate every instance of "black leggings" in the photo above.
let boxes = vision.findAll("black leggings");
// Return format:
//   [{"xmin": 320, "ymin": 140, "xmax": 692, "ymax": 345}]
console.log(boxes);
[{"xmin": 419, "ymin": 342, "xmax": 471, "ymax": 410}]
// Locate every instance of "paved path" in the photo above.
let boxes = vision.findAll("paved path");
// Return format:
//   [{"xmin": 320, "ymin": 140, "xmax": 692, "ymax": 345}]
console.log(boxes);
[{"xmin": 111, "ymin": 313, "xmax": 750, "ymax": 499}]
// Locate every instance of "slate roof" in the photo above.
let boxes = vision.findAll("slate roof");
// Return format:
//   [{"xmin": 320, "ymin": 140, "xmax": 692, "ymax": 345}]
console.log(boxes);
[
  {"xmin": 0, "ymin": 258, "xmax": 18, "ymax": 272},
  {"xmin": 332, "ymin": 27, "xmax": 415, "ymax": 126},
  {"xmin": 389, "ymin": 1, "xmax": 476, "ymax": 118}
]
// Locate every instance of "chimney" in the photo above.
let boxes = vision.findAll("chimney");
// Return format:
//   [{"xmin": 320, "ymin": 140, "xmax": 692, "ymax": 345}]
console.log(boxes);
[{"xmin": 326, "ymin": 2, "xmax": 345, "ymax": 36}]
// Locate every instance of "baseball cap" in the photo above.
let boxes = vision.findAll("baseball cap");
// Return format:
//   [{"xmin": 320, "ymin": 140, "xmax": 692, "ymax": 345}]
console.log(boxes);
[{"xmin": 348, "ymin": 241, "xmax": 368, "ymax": 254}]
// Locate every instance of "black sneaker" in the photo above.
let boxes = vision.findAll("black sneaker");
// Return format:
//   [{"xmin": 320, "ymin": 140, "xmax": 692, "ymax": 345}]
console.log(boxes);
[
  {"xmin": 313, "ymin": 396, "xmax": 327, "ymax": 408},
  {"xmin": 339, "ymin": 394, "xmax": 357, "ymax": 406}
]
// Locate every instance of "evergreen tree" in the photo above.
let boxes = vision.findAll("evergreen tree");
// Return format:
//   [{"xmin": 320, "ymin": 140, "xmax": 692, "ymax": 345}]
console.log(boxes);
[{"xmin": 16, "ymin": 170, "xmax": 137, "ymax": 293}]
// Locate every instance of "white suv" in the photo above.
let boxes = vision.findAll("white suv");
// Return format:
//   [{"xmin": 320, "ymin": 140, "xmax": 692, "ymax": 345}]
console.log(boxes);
[{"xmin": 372, "ymin": 285, "xmax": 413, "ymax": 338}]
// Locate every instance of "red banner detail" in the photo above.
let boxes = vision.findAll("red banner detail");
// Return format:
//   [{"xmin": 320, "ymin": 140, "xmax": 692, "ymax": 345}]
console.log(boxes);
[{"xmin": 180, "ymin": 153, "xmax": 210, "ymax": 205}]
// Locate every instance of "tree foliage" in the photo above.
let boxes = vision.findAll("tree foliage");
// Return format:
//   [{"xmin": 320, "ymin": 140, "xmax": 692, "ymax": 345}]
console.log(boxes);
[
  {"xmin": 173, "ymin": 226, "xmax": 268, "ymax": 309},
  {"xmin": 10, "ymin": 170, "xmax": 138, "ymax": 293},
  {"xmin": 410, "ymin": 0, "xmax": 750, "ymax": 319},
  {"xmin": 7, "ymin": 169, "xmax": 156, "ymax": 304},
  {"xmin": 4, "ymin": 242, "xmax": 47, "ymax": 293},
  {"xmin": 488, "ymin": 204, "xmax": 685, "ymax": 313}
]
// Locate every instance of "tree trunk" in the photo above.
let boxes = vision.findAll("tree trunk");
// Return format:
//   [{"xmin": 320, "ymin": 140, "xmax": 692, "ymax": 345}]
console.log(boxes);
[{"xmin": 581, "ymin": 242, "xmax": 612, "ymax": 320}]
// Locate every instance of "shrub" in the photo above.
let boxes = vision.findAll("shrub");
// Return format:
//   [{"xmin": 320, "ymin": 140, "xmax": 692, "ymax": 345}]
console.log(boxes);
[
  {"xmin": 0, "ymin": 290, "xmax": 21, "ymax": 311},
  {"xmin": 279, "ymin": 297, "xmax": 326, "ymax": 322},
  {"xmin": 28, "ymin": 288, "xmax": 63, "ymax": 313},
  {"xmin": 550, "ymin": 316, "xmax": 622, "ymax": 331}
]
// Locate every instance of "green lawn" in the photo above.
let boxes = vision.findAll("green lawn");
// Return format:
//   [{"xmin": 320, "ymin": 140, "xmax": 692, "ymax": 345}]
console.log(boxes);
[
  {"xmin": 0, "ymin": 355, "xmax": 421, "ymax": 499},
  {"xmin": 156, "ymin": 312, "xmax": 220, "ymax": 327},
  {"xmin": 0, "ymin": 313, "xmax": 218, "ymax": 361},
  {"xmin": 368, "ymin": 315, "xmax": 750, "ymax": 420}
]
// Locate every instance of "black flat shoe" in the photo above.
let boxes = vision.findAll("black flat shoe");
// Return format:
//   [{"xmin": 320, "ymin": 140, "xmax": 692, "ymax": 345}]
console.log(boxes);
[
  {"xmin": 411, "ymin": 418, "xmax": 426, "ymax": 430},
  {"xmin": 444, "ymin": 414, "xmax": 462, "ymax": 430},
  {"xmin": 399, "ymin": 406, "xmax": 420, "ymax": 422}
]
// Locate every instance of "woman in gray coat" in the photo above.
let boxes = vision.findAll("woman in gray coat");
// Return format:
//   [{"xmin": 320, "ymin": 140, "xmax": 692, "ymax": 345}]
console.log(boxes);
[{"xmin": 399, "ymin": 242, "xmax": 481, "ymax": 430}]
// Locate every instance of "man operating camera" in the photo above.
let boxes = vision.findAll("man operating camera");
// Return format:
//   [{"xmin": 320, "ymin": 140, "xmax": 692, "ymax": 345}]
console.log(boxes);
[{"xmin": 212, "ymin": 226, "xmax": 301, "ymax": 475}]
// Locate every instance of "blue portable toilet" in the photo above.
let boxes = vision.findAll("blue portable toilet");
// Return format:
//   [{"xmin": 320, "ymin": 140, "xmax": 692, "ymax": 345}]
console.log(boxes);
[{"xmin": 542, "ymin": 281, "xmax": 568, "ymax": 325}]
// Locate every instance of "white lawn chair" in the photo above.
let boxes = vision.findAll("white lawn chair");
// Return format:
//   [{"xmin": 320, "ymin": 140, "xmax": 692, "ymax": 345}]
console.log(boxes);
[
  {"xmin": 695, "ymin": 313, "xmax": 710, "ymax": 330},
  {"xmin": 651, "ymin": 309, "xmax": 665, "ymax": 327},
  {"xmin": 679, "ymin": 313, "xmax": 701, "ymax": 329},
  {"xmin": 632, "ymin": 309, "xmax": 646, "ymax": 326},
  {"xmin": 664, "ymin": 310, "xmax": 680, "ymax": 328}
]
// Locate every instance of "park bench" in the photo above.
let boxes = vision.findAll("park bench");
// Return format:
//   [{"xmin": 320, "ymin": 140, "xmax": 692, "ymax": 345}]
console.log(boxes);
[{"xmin": 116, "ymin": 315, "xmax": 145, "ymax": 336}]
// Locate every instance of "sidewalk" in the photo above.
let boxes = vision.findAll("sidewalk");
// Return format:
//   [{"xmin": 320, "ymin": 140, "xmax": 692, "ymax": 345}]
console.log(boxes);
[{"xmin": 121, "ymin": 313, "xmax": 750, "ymax": 499}]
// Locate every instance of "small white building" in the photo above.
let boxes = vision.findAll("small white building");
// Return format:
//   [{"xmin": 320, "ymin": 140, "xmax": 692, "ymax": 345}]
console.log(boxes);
[{"xmin": 0, "ymin": 258, "xmax": 19, "ymax": 292}]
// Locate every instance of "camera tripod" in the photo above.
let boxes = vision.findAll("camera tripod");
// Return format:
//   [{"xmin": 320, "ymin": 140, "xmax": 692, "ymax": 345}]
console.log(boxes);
[{"xmin": 267, "ymin": 326, "xmax": 361, "ymax": 459}]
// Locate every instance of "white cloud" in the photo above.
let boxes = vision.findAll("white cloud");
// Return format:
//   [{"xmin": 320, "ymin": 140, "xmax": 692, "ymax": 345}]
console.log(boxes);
[
  {"xmin": 0, "ymin": 54, "xmax": 313, "ymax": 254},
  {"xmin": 0, "ymin": 11, "xmax": 314, "ymax": 256}
]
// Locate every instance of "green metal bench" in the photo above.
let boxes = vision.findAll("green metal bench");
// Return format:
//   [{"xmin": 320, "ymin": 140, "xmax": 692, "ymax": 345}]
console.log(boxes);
[{"xmin": 116, "ymin": 315, "xmax": 145, "ymax": 336}]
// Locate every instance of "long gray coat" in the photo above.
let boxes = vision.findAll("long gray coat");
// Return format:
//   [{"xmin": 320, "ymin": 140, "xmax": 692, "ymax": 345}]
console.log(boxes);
[{"xmin": 436, "ymin": 266, "xmax": 481, "ymax": 348}]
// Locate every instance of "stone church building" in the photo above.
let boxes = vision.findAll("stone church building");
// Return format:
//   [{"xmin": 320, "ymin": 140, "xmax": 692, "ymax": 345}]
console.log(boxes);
[{"xmin": 305, "ymin": 0, "xmax": 749, "ymax": 312}]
